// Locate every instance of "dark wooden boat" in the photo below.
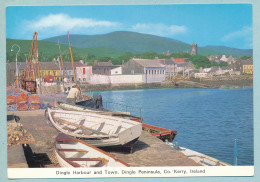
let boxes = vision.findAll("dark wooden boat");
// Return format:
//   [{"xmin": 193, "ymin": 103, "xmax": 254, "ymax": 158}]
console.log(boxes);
[{"xmin": 142, "ymin": 123, "xmax": 177, "ymax": 142}]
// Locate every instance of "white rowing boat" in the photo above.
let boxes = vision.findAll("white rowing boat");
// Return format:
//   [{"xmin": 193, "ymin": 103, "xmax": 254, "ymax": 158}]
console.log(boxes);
[
  {"xmin": 47, "ymin": 108, "xmax": 142, "ymax": 147},
  {"xmin": 57, "ymin": 101, "xmax": 131, "ymax": 116},
  {"xmin": 55, "ymin": 133, "xmax": 129, "ymax": 167}
]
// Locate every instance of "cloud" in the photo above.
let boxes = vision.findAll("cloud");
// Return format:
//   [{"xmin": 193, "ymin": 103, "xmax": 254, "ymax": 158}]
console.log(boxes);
[
  {"xmin": 221, "ymin": 26, "xmax": 252, "ymax": 48},
  {"xmin": 25, "ymin": 13, "xmax": 119, "ymax": 33},
  {"xmin": 132, "ymin": 23, "xmax": 187, "ymax": 37}
]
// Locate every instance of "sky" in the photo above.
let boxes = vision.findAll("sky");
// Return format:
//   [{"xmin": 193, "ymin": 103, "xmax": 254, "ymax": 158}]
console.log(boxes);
[{"xmin": 6, "ymin": 4, "xmax": 252, "ymax": 49}]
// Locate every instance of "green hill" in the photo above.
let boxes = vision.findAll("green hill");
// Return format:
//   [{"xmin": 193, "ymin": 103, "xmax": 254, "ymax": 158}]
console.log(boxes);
[
  {"xmin": 202, "ymin": 45, "xmax": 252, "ymax": 57},
  {"xmin": 44, "ymin": 31, "xmax": 191, "ymax": 54},
  {"xmin": 7, "ymin": 31, "xmax": 252, "ymax": 62},
  {"xmin": 44, "ymin": 31, "xmax": 252, "ymax": 57},
  {"xmin": 6, "ymin": 38, "xmax": 126, "ymax": 62}
]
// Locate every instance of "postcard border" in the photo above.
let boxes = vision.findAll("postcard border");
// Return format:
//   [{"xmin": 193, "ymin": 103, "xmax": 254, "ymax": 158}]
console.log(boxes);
[{"xmin": 1, "ymin": 0, "xmax": 259, "ymax": 182}]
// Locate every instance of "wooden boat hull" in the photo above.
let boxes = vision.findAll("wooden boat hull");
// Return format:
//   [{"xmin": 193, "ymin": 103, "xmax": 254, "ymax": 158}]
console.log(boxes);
[
  {"xmin": 47, "ymin": 108, "xmax": 142, "ymax": 147},
  {"xmin": 55, "ymin": 133, "xmax": 129, "ymax": 167},
  {"xmin": 56, "ymin": 101, "xmax": 177, "ymax": 142},
  {"xmin": 57, "ymin": 101, "xmax": 131, "ymax": 117},
  {"xmin": 142, "ymin": 123, "xmax": 177, "ymax": 142}
]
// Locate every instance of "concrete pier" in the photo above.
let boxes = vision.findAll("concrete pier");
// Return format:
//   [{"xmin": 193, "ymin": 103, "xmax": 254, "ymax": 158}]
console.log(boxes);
[{"xmin": 7, "ymin": 110, "xmax": 200, "ymax": 167}]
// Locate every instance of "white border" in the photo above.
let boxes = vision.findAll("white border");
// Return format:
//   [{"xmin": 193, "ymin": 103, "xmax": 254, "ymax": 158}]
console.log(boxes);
[
  {"xmin": 8, "ymin": 166, "xmax": 254, "ymax": 178},
  {"xmin": 1, "ymin": 0, "xmax": 259, "ymax": 182}
]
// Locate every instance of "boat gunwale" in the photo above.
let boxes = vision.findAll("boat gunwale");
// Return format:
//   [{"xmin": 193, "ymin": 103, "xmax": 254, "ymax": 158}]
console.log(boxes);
[
  {"xmin": 54, "ymin": 134, "xmax": 130, "ymax": 167},
  {"xmin": 49, "ymin": 108, "xmax": 141, "ymax": 127},
  {"xmin": 57, "ymin": 101, "xmax": 132, "ymax": 117},
  {"xmin": 48, "ymin": 108, "xmax": 119, "ymax": 138}
]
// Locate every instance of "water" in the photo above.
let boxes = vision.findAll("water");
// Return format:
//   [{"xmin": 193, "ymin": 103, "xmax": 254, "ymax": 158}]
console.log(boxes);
[{"xmin": 84, "ymin": 87, "xmax": 253, "ymax": 166}]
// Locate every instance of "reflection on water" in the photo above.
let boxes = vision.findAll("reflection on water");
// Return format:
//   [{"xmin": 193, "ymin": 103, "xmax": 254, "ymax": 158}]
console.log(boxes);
[{"xmin": 84, "ymin": 87, "xmax": 253, "ymax": 165}]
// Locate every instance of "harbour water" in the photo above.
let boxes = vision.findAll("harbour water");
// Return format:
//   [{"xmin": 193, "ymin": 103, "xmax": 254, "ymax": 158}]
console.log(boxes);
[{"xmin": 84, "ymin": 87, "xmax": 253, "ymax": 166}]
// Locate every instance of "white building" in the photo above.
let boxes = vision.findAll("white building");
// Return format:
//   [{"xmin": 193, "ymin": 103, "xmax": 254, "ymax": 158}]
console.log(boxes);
[{"xmin": 76, "ymin": 66, "xmax": 92, "ymax": 83}]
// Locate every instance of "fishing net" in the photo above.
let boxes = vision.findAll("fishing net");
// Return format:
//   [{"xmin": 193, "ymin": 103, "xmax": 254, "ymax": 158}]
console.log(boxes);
[
  {"xmin": 7, "ymin": 95, "xmax": 17, "ymax": 105},
  {"xmin": 29, "ymin": 103, "xmax": 41, "ymax": 110},
  {"xmin": 16, "ymin": 95, "xmax": 29, "ymax": 104},
  {"xmin": 29, "ymin": 95, "xmax": 41, "ymax": 104},
  {"xmin": 17, "ymin": 103, "xmax": 29, "ymax": 111}
]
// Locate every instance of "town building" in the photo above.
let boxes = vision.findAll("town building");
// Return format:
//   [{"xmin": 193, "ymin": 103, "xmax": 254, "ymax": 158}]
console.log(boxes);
[
  {"xmin": 173, "ymin": 58, "xmax": 186, "ymax": 63},
  {"xmin": 155, "ymin": 57, "xmax": 194, "ymax": 79},
  {"xmin": 157, "ymin": 59, "xmax": 176, "ymax": 79},
  {"xmin": 39, "ymin": 62, "xmax": 61, "ymax": 81},
  {"xmin": 122, "ymin": 58, "xmax": 166, "ymax": 83},
  {"xmin": 232, "ymin": 59, "xmax": 253, "ymax": 74},
  {"xmin": 92, "ymin": 61, "xmax": 121, "ymax": 75},
  {"xmin": 173, "ymin": 60, "xmax": 194, "ymax": 75},
  {"xmin": 208, "ymin": 55, "xmax": 235, "ymax": 65},
  {"xmin": 241, "ymin": 60, "xmax": 253, "ymax": 74},
  {"xmin": 6, "ymin": 62, "xmax": 27, "ymax": 85},
  {"xmin": 7, "ymin": 60, "xmax": 87, "ymax": 84},
  {"xmin": 61, "ymin": 61, "xmax": 86, "ymax": 82},
  {"xmin": 76, "ymin": 65, "xmax": 92, "ymax": 83}
]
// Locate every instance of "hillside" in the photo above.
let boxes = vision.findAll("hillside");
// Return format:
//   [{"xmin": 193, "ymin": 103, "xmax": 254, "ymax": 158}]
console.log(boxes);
[
  {"xmin": 202, "ymin": 46, "xmax": 252, "ymax": 57},
  {"xmin": 6, "ymin": 38, "xmax": 126, "ymax": 62},
  {"xmin": 44, "ymin": 31, "xmax": 252, "ymax": 57}
]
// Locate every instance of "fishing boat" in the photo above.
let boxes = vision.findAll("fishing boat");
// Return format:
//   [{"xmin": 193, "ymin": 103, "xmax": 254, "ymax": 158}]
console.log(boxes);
[
  {"xmin": 55, "ymin": 133, "xmax": 129, "ymax": 167},
  {"xmin": 57, "ymin": 101, "xmax": 131, "ymax": 117},
  {"xmin": 47, "ymin": 108, "xmax": 142, "ymax": 148},
  {"xmin": 142, "ymin": 123, "xmax": 177, "ymax": 142},
  {"xmin": 56, "ymin": 101, "xmax": 177, "ymax": 142}
]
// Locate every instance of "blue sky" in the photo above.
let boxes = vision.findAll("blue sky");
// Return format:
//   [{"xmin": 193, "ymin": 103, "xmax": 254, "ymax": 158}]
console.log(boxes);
[{"xmin": 6, "ymin": 4, "xmax": 252, "ymax": 49}]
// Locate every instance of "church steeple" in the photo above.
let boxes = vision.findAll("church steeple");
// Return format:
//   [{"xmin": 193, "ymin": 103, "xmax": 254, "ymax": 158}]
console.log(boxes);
[{"xmin": 191, "ymin": 42, "xmax": 197, "ymax": 55}]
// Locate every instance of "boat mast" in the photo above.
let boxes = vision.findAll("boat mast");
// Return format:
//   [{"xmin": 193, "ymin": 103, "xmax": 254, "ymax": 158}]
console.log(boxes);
[
  {"xmin": 67, "ymin": 32, "xmax": 77, "ymax": 86},
  {"xmin": 57, "ymin": 40, "xmax": 66, "ymax": 92},
  {"xmin": 57, "ymin": 40, "xmax": 66, "ymax": 78}
]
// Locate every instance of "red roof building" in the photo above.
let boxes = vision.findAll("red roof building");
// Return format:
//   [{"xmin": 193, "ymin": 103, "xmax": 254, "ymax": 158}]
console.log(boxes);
[{"xmin": 174, "ymin": 58, "xmax": 187, "ymax": 63}]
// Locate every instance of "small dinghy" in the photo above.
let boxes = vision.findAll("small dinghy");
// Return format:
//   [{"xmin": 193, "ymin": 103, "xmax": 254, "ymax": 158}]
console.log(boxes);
[
  {"xmin": 47, "ymin": 108, "xmax": 142, "ymax": 148},
  {"xmin": 55, "ymin": 133, "xmax": 129, "ymax": 167}
]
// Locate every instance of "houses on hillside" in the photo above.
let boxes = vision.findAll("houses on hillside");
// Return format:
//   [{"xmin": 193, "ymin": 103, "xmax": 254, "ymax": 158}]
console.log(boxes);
[
  {"xmin": 208, "ymin": 55, "xmax": 235, "ymax": 65},
  {"xmin": 6, "ymin": 54, "xmax": 253, "ymax": 86}
]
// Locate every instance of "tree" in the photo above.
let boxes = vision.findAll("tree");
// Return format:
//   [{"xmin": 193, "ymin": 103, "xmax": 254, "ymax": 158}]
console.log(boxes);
[
  {"xmin": 219, "ymin": 62, "xmax": 228, "ymax": 67},
  {"xmin": 187, "ymin": 54, "xmax": 211, "ymax": 69}
]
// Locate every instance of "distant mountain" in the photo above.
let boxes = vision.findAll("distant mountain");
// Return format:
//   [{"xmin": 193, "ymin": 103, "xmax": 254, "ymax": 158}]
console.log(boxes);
[
  {"xmin": 44, "ymin": 31, "xmax": 191, "ymax": 54},
  {"xmin": 202, "ymin": 46, "xmax": 252, "ymax": 57},
  {"xmin": 44, "ymin": 31, "xmax": 252, "ymax": 57}
]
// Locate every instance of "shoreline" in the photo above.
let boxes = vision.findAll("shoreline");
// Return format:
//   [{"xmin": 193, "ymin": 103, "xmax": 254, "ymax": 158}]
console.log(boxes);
[{"xmin": 80, "ymin": 75, "xmax": 253, "ymax": 92}]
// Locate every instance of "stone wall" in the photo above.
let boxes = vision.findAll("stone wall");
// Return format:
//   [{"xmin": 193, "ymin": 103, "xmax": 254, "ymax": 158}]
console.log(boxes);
[{"xmin": 89, "ymin": 74, "xmax": 143, "ymax": 85}]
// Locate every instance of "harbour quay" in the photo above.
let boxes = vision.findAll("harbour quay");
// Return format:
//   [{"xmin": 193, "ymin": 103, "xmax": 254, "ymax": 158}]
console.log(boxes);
[{"xmin": 7, "ymin": 110, "xmax": 200, "ymax": 168}]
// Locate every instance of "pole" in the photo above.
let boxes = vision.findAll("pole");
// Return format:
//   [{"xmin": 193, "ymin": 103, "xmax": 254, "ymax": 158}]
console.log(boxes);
[
  {"xmin": 57, "ymin": 40, "xmax": 66, "ymax": 78},
  {"xmin": 57, "ymin": 40, "xmax": 65, "ymax": 93},
  {"xmin": 15, "ymin": 50, "xmax": 18, "ymax": 87},
  {"xmin": 11, "ymin": 44, "xmax": 20, "ymax": 88},
  {"xmin": 234, "ymin": 139, "xmax": 238, "ymax": 166},
  {"xmin": 67, "ymin": 32, "xmax": 77, "ymax": 86},
  {"xmin": 37, "ymin": 50, "xmax": 42, "ymax": 94},
  {"xmin": 28, "ymin": 33, "xmax": 36, "ymax": 80},
  {"xmin": 34, "ymin": 32, "xmax": 38, "ymax": 81}
]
